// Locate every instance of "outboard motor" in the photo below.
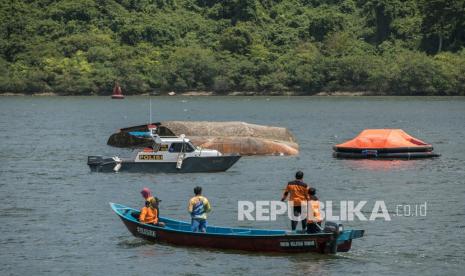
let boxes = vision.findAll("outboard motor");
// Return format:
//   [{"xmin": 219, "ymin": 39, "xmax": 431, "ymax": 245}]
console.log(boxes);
[
  {"xmin": 87, "ymin": 156, "xmax": 104, "ymax": 172},
  {"xmin": 324, "ymin": 221, "xmax": 344, "ymax": 235},
  {"xmin": 323, "ymin": 221, "xmax": 344, "ymax": 254},
  {"xmin": 88, "ymin": 155, "xmax": 103, "ymax": 165}
]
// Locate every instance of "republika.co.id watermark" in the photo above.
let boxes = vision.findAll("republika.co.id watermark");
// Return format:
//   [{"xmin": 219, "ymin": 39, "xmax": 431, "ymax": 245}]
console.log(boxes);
[{"xmin": 237, "ymin": 200, "xmax": 428, "ymax": 221}]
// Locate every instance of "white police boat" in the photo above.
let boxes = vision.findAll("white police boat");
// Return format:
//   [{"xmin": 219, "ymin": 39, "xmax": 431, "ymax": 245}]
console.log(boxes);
[{"xmin": 88, "ymin": 127, "xmax": 241, "ymax": 173}]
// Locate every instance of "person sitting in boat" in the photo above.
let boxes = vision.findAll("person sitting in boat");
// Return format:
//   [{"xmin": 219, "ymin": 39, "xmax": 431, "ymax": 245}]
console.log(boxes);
[
  {"xmin": 306, "ymin": 188, "xmax": 322, "ymax": 234},
  {"xmin": 140, "ymin": 187, "xmax": 158, "ymax": 207},
  {"xmin": 281, "ymin": 171, "xmax": 310, "ymax": 231},
  {"xmin": 188, "ymin": 186, "xmax": 211, "ymax": 233},
  {"xmin": 139, "ymin": 187, "xmax": 165, "ymax": 227}
]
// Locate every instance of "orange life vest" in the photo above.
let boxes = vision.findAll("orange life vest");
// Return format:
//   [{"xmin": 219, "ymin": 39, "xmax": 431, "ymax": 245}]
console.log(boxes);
[
  {"xmin": 283, "ymin": 180, "xmax": 309, "ymax": 206},
  {"xmin": 307, "ymin": 200, "xmax": 322, "ymax": 223},
  {"xmin": 139, "ymin": 206, "xmax": 158, "ymax": 224}
]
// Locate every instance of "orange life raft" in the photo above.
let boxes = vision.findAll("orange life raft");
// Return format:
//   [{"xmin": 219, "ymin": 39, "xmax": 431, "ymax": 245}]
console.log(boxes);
[{"xmin": 333, "ymin": 129, "xmax": 440, "ymax": 159}]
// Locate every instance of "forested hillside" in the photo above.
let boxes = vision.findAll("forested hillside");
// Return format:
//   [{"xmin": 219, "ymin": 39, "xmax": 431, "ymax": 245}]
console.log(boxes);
[{"xmin": 1, "ymin": 0, "xmax": 464, "ymax": 95}]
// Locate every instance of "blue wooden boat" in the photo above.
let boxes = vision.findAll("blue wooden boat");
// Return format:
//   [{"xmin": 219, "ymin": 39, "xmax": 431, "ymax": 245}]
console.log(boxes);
[{"xmin": 110, "ymin": 203, "xmax": 364, "ymax": 254}]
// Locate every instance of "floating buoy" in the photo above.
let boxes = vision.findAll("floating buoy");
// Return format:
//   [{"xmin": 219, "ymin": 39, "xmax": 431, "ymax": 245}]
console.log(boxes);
[{"xmin": 112, "ymin": 81, "xmax": 124, "ymax": 99}]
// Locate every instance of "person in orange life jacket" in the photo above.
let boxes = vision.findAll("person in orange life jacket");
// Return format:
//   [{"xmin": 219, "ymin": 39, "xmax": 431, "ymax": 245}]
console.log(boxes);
[
  {"xmin": 139, "ymin": 187, "xmax": 165, "ymax": 227},
  {"xmin": 306, "ymin": 187, "xmax": 322, "ymax": 234},
  {"xmin": 188, "ymin": 186, "xmax": 211, "ymax": 232},
  {"xmin": 281, "ymin": 171, "xmax": 310, "ymax": 231}
]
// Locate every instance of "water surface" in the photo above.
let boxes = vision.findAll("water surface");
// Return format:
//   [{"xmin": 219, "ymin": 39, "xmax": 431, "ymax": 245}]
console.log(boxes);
[{"xmin": 0, "ymin": 96, "xmax": 464, "ymax": 275}]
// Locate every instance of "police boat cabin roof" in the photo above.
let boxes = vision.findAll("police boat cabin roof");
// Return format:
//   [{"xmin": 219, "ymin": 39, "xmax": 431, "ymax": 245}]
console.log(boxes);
[{"xmin": 158, "ymin": 136, "xmax": 191, "ymax": 143}]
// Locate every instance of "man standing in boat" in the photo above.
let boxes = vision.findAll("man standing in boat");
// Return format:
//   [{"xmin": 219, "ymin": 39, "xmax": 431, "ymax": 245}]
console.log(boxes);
[
  {"xmin": 188, "ymin": 186, "xmax": 211, "ymax": 232},
  {"xmin": 281, "ymin": 171, "xmax": 310, "ymax": 231}
]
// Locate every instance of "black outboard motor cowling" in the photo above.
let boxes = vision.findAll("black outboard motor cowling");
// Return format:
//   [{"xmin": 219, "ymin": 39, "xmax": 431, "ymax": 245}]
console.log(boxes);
[
  {"xmin": 324, "ymin": 221, "xmax": 343, "ymax": 235},
  {"xmin": 323, "ymin": 221, "xmax": 344, "ymax": 254},
  {"xmin": 88, "ymin": 156, "xmax": 103, "ymax": 166}
]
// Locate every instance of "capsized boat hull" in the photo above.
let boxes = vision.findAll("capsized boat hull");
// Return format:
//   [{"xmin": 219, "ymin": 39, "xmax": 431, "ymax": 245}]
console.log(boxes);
[
  {"xmin": 88, "ymin": 155, "xmax": 241, "ymax": 173},
  {"xmin": 110, "ymin": 203, "xmax": 364, "ymax": 254}
]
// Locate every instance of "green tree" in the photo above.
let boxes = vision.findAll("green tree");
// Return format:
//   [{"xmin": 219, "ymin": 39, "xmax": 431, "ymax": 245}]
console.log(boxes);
[
  {"xmin": 161, "ymin": 47, "xmax": 217, "ymax": 91},
  {"xmin": 1, "ymin": 0, "xmax": 465, "ymax": 95},
  {"xmin": 219, "ymin": 24, "xmax": 253, "ymax": 54},
  {"xmin": 418, "ymin": 0, "xmax": 465, "ymax": 53}
]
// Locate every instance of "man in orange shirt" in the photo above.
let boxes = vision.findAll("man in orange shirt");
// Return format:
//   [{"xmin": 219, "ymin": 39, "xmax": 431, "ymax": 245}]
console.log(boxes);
[{"xmin": 281, "ymin": 171, "xmax": 310, "ymax": 231}]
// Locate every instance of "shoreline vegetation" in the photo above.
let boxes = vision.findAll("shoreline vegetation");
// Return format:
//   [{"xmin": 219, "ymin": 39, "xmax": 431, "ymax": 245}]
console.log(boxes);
[
  {"xmin": 0, "ymin": 91, "xmax": 362, "ymax": 96},
  {"xmin": 1, "ymin": 1, "xmax": 465, "ymax": 96},
  {"xmin": 2, "ymin": 91, "xmax": 464, "ymax": 97}
]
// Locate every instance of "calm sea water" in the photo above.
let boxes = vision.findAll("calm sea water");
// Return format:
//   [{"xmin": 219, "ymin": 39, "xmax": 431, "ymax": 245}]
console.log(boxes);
[{"xmin": 0, "ymin": 96, "xmax": 464, "ymax": 275}]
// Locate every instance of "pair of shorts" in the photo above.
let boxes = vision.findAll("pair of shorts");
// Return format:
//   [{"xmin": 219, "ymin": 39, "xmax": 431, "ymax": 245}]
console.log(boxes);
[{"xmin": 191, "ymin": 218, "xmax": 207, "ymax": 232}]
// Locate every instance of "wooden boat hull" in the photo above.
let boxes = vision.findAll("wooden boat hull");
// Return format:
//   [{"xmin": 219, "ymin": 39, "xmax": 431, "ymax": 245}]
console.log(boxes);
[
  {"xmin": 111, "ymin": 203, "xmax": 364, "ymax": 254},
  {"xmin": 88, "ymin": 155, "xmax": 241, "ymax": 173}
]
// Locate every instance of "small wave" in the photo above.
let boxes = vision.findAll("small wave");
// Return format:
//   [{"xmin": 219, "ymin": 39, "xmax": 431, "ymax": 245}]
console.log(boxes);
[
  {"xmin": 0, "ymin": 207, "xmax": 35, "ymax": 217},
  {"xmin": 117, "ymin": 238, "xmax": 154, "ymax": 248}
]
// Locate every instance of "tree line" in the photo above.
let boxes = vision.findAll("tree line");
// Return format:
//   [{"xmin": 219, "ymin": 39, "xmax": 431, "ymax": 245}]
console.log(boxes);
[{"xmin": 1, "ymin": 0, "xmax": 464, "ymax": 95}]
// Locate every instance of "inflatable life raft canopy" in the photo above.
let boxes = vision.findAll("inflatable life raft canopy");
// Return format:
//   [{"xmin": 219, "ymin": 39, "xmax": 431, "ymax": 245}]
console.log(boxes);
[{"xmin": 333, "ymin": 129, "xmax": 440, "ymax": 159}]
